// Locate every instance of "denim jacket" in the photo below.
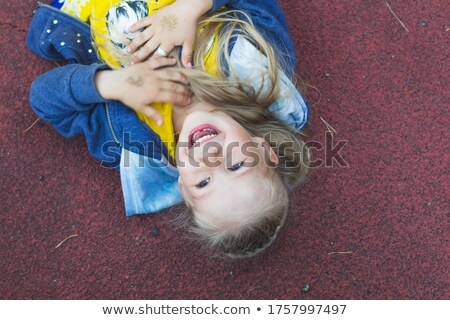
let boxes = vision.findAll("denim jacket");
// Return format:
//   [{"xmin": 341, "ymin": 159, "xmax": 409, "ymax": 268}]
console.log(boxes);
[{"xmin": 27, "ymin": 1, "xmax": 309, "ymax": 215}]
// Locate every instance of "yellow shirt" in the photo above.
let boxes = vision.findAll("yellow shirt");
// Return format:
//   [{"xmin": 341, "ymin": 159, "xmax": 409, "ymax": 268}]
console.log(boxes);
[{"xmin": 60, "ymin": 0, "xmax": 220, "ymax": 160}]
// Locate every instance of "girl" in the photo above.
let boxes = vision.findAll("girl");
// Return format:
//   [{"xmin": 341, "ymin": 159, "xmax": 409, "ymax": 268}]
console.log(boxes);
[{"xmin": 27, "ymin": 0, "xmax": 310, "ymax": 257}]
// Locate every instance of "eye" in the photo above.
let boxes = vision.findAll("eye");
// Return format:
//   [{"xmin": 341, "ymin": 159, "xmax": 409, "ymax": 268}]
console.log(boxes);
[
  {"xmin": 228, "ymin": 161, "xmax": 245, "ymax": 172},
  {"xmin": 195, "ymin": 177, "xmax": 210, "ymax": 188}
]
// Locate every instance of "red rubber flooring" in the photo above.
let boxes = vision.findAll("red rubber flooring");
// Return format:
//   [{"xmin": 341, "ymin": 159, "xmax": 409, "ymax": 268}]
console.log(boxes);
[{"xmin": 1, "ymin": 1, "xmax": 448, "ymax": 299}]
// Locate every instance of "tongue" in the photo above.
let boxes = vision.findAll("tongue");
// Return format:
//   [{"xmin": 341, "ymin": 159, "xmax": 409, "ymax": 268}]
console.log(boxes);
[{"xmin": 194, "ymin": 128, "xmax": 217, "ymax": 142}]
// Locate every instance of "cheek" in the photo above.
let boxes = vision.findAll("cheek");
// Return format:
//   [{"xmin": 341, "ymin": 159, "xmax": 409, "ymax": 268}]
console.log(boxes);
[
  {"xmin": 176, "ymin": 146, "xmax": 190, "ymax": 167},
  {"xmin": 229, "ymin": 129, "xmax": 254, "ymax": 149},
  {"xmin": 176, "ymin": 149, "xmax": 190, "ymax": 177},
  {"xmin": 177, "ymin": 164, "xmax": 191, "ymax": 181},
  {"xmin": 176, "ymin": 157, "xmax": 201, "ymax": 186}
]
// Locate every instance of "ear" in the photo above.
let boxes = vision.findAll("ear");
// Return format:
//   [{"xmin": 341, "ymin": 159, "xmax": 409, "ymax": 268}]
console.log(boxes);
[
  {"xmin": 177, "ymin": 177, "xmax": 190, "ymax": 208},
  {"xmin": 253, "ymin": 137, "xmax": 279, "ymax": 165}
]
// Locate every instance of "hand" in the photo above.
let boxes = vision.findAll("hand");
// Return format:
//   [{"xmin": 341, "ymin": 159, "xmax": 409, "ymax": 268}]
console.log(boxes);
[
  {"xmin": 126, "ymin": 0, "xmax": 213, "ymax": 67},
  {"xmin": 95, "ymin": 56, "xmax": 191, "ymax": 125}
]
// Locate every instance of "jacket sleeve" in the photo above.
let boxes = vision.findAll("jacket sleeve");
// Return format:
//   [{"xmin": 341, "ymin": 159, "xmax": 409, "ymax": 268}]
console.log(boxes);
[
  {"xmin": 211, "ymin": 0, "xmax": 296, "ymax": 74},
  {"xmin": 27, "ymin": 3, "xmax": 99, "ymax": 65},
  {"xmin": 29, "ymin": 63, "xmax": 121, "ymax": 166}
]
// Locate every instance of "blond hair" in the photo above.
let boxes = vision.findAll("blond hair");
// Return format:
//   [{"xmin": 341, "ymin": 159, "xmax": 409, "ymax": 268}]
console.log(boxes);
[
  {"xmin": 94, "ymin": 8, "xmax": 310, "ymax": 258},
  {"xmin": 188, "ymin": 168, "xmax": 290, "ymax": 259}
]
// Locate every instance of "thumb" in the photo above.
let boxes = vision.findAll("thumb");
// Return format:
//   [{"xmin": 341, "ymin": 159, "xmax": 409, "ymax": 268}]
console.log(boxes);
[
  {"xmin": 143, "ymin": 107, "xmax": 164, "ymax": 126},
  {"xmin": 181, "ymin": 41, "xmax": 194, "ymax": 69}
]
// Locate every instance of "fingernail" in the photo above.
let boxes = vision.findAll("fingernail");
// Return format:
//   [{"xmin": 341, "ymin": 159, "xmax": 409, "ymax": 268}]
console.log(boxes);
[
  {"xmin": 187, "ymin": 62, "xmax": 192, "ymax": 69},
  {"xmin": 157, "ymin": 119, "xmax": 163, "ymax": 126},
  {"xmin": 126, "ymin": 46, "xmax": 131, "ymax": 53}
]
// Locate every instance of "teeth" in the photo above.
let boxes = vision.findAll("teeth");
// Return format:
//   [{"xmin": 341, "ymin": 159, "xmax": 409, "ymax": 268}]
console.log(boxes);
[
  {"xmin": 193, "ymin": 134, "xmax": 217, "ymax": 145},
  {"xmin": 190, "ymin": 128, "xmax": 219, "ymax": 146}
]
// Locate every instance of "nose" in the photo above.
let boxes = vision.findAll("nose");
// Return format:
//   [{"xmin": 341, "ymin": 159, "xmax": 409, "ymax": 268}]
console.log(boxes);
[{"xmin": 192, "ymin": 141, "xmax": 223, "ymax": 165}]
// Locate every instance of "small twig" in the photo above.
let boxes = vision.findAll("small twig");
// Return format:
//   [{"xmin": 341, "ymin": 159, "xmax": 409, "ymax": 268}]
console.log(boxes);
[
  {"xmin": 306, "ymin": 83, "xmax": 322, "ymax": 107},
  {"xmin": 100, "ymin": 163, "xmax": 115, "ymax": 169},
  {"xmin": 320, "ymin": 116, "xmax": 337, "ymax": 134},
  {"xmin": 55, "ymin": 234, "xmax": 79, "ymax": 249},
  {"xmin": 386, "ymin": 2, "xmax": 409, "ymax": 33},
  {"xmin": 23, "ymin": 117, "xmax": 41, "ymax": 133},
  {"xmin": 328, "ymin": 251, "xmax": 353, "ymax": 255}
]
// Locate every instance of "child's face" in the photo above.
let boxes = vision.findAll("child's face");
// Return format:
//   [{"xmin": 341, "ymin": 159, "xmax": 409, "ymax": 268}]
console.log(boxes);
[{"xmin": 176, "ymin": 105, "xmax": 278, "ymax": 230}]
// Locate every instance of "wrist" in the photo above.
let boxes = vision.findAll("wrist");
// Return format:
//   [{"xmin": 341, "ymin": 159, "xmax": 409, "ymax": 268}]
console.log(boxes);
[
  {"xmin": 95, "ymin": 70, "xmax": 121, "ymax": 101},
  {"xmin": 177, "ymin": 0, "xmax": 213, "ymax": 17}
]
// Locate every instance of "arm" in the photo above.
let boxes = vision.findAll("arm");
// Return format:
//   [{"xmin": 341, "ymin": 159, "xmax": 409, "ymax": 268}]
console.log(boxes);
[
  {"xmin": 221, "ymin": 1, "xmax": 307, "ymax": 130},
  {"xmin": 214, "ymin": 0, "xmax": 296, "ymax": 74},
  {"xmin": 29, "ymin": 59, "xmax": 191, "ymax": 163},
  {"xmin": 31, "ymin": 57, "xmax": 190, "ymax": 131},
  {"xmin": 30, "ymin": 64, "xmax": 109, "ymax": 138},
  {"xmin": 30, "ymin": 63, "xmax": 121, "ymax": 165}
]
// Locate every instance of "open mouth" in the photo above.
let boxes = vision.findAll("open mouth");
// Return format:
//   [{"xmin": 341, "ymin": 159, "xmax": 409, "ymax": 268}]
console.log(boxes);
[{"xmin": 188, "ymin": 124, "xmax": 221, "ymax": 147}]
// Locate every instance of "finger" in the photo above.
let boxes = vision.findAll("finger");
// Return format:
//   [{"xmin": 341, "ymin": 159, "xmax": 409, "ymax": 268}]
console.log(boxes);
[
  {"xmin": 155, "ymin": 45, "xmax": 173, "ymax": 58},
  {"xmin": 148, "ymin": 57, "xmax": 177, "ymax": 70},
  {"xmin": 128, "ymin": 16, "xmax": 153, "ymax": 33},
  {"xmin": 158, "ymin": 69, "xmax": 189, "ymax": 85},
  {"xmin": 133, "ymin": 40, "xmax": 161, "ymax": 63},
  {"xmin": 181, "ymin": 40, "xmax": 194, "ymax": 69},
  {"xmin": 157, "ymin": 90, "xmax": 191, "ymax": 106},
  {"xmin": 126, "ymin": 26, "xmax": 154, "ymax": 54},
  {"xmin": 142, "ymin": 106, "xmax": 164, "ymax": 126},
  {"xmin": 159, "ymin": 80, "xmax": 190, "ymax": 95}
]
